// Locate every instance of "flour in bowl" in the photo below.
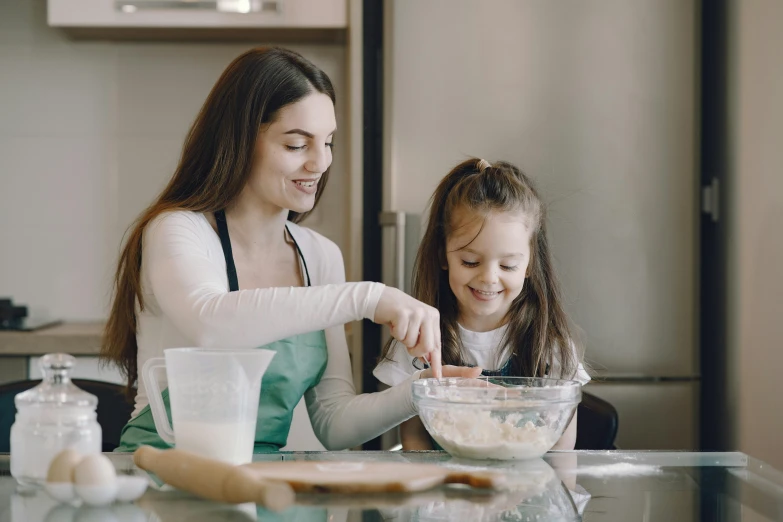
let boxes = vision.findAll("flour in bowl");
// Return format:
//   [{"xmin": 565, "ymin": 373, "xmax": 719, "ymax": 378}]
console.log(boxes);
[{"xmin": 425, "ymin": 410, "xmax": 559, "ymax": 460}]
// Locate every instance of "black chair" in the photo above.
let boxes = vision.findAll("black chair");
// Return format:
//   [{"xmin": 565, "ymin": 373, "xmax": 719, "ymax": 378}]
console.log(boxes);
[
  {"xmin": 0, "ymin": 379, "xmax": 134, "ymax": 453},
  {"xmin": 575, "ymin": 391, "xmax": 619, "ymax": 450}
]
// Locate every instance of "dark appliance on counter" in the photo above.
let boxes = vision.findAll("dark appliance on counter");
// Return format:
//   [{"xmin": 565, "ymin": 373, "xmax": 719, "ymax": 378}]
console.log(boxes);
[{"xmin": 0, "ymin": 298, "xmax": 61, "ymax": 331}]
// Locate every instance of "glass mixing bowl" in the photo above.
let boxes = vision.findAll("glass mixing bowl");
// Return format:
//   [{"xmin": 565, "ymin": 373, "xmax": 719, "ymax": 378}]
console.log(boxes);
[{"xmin": 412, "ymin": 377, "xmax": 582, "ymax": 460}]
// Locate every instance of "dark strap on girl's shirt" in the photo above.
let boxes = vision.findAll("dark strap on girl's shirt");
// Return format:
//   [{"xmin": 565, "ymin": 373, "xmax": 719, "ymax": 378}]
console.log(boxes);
[
  {"xmin": 412, "ymin": 356, "xmax": 514, "ymax": 377},
  {"xmin": 214, "ymin": 209, "xmax": 311, "ymax": 292},
  {"xmin": 480, "ymin": 358, "xmax": 513, "ymax": 377},
  {"xmin": 413, "ymin": 357, "xmax": 549, "ymax": 378},
  {"xmin": 480, "ymin": 360, "xmax": 551, "ymax": 378}
]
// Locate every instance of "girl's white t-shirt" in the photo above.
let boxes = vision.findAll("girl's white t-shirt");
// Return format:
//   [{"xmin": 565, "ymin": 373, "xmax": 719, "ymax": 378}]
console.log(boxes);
[{"xmin": 373, "ymin": 323, "xmax": 591, "ymax": 387}]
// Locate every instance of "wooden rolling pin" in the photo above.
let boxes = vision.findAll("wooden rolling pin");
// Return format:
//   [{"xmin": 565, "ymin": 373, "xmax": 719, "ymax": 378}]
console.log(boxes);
[{"xmin": 133, "ymin": 446, "xmax": 294, "ymax": 512}]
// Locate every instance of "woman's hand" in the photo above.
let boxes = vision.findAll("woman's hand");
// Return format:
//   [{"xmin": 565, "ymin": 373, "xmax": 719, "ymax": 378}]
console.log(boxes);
[{"xmin": 373, "ymin": 287, "xmax": 442, "ymax": 378}]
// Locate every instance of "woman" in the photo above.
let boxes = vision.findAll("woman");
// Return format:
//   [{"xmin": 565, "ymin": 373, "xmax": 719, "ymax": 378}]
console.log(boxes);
[{"xmin": 102, "ymin": 47, "xmax": 477, "ymax": 453}]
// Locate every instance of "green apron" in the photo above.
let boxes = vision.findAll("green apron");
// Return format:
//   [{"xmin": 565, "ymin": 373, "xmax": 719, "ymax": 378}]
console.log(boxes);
[
  {"xmin": 117, "ymin": 211, "xmax": 328, "ymax": 453},
  {"xmin": 117, "ymin": 330, "xmax": 327, "ymax": 453}
]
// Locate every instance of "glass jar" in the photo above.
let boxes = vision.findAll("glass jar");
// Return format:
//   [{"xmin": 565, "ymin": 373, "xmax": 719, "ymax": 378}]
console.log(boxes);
[{"xmin": 10, "ymin": 353, "xmax": 102, "ymax": 486}]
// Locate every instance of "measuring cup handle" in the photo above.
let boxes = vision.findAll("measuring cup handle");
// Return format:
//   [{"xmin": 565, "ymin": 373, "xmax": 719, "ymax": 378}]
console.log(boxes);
[{"xmin": 141, "ymin": 357, "xmax": 175, "ymax": 445}]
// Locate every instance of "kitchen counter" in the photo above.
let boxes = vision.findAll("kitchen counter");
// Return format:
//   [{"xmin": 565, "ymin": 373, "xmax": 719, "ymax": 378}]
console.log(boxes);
[
  {"xmin": 0, "ymin": 322, "xmax": 102, "ymax": 356},
  {"xmin": 1, "ymin": 450, "xmax": 782, "ymax": 521}
]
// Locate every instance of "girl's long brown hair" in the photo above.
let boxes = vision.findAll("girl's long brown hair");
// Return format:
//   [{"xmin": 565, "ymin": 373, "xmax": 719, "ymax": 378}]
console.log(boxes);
[
  {"xmin": 381, "ymin": 158, "xmax": 581, "ymax": 380},
  {"xmin": 102, "ymin": 47, "xmax": 335, "ymax": 399}
]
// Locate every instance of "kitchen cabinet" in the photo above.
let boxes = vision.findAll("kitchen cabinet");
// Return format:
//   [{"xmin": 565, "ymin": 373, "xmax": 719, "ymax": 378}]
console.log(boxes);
[{"xmin": 47, "ymin": 0, "xmax": 347, "ymax": 42}]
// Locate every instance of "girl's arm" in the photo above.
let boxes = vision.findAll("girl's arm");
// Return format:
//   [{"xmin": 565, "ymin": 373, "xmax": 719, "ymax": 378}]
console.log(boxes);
[
  {"xmin": 550, "ymin": 412, "xmax": 577, "ymax": 450},
  {"xmin": 400, "ymin": 417, "xmax": 433, "ymax": 450}
]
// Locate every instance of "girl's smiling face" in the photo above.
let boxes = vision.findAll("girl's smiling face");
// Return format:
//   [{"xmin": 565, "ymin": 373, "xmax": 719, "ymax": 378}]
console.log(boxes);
[{"xmin": 445, "ymin": 208, "xmax": 534, "ymax": 332}]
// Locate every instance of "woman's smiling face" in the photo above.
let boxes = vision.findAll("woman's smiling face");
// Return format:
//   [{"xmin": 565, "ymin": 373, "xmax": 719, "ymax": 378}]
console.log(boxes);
[{"xmin": 245, "ymin": 91, "xmax": 336, "ymax": 214}]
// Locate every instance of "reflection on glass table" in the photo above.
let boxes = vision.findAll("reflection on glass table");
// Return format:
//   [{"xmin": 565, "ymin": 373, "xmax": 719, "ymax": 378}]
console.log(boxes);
[{"xmin": 1, "ymin": 451, "xmax": 782, "ymax": 521}]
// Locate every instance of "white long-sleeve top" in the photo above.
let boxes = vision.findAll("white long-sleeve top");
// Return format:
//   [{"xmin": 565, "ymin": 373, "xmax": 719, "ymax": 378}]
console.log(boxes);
[{"xmin": 132, "ymin": 210, "xmax": 419, "ymax": 450}]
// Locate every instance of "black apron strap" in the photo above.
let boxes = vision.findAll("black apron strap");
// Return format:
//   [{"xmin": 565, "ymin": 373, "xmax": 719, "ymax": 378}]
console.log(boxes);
[
  {"xmin": 285, "ymin": 225, "xmax": 312, "ymax": 288},
  {"xmin": 214, "ymin": 209, "xmax": 240, "ymax": 292},
  {"xmin": 214, "ymin": 210, "xmax": 311, "ymax": 291}
]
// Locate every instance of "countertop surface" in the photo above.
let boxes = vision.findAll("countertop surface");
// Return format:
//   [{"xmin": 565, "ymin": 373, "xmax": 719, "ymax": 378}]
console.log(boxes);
[
  {"xmin": 0, "ymin": 322, "xmax": 103, "ymax": 356},
  {"xmin": 1, "ymin": 450, "xmax": 782, "ymax": 521}
]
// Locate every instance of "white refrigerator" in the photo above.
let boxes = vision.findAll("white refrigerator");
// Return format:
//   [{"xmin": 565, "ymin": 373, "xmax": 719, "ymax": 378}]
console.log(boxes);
[{"xmin": 375, "ymin": 0, "xmax": 700, "ymax": 450}]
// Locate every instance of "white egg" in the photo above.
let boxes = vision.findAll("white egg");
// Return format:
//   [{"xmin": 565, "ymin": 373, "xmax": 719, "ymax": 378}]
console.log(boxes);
[
  {"xmin": 114, "ymin": 476, "xmax": 148, "ymax": 502},
  {"xmin": 73, "ymin": 454, "xmax": 118, "ymax": 506},
  {"xmin": 47, "ymin": 449, "xmax": 84, "ymax": 484},
  {"xmin": 73, "ymin": 454, "xmax": 117, "ymax": 486}
]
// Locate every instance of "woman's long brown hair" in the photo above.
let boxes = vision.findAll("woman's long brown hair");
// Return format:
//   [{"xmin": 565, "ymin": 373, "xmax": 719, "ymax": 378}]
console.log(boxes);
[
  {"xmin": 380, "ymin": 158, "xmax": 581, "ymax": 380},
  {"xmin": 102, "ymin": 47, "xmax": 335, "ymax": 399}
]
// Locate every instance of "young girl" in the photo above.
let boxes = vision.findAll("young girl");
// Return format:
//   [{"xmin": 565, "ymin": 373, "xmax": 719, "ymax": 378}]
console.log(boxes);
[{"xmin": 374, "ymin": 158, "xmax": 591, "ymax": 450}]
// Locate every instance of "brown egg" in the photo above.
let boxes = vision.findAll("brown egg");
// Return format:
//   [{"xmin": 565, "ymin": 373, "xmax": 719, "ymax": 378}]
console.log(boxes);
[{"xmin": 46, "ymin": 449, "xmax": 84, "ymax": 484}]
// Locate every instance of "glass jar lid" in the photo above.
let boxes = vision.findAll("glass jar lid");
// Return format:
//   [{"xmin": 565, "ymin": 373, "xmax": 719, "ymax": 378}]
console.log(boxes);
[{"xmin": 14, "ymin": 353, "xmax": 98, "ymax": 409}]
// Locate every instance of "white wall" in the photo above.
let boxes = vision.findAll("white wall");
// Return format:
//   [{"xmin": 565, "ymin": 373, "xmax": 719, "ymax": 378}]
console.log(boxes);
[
  {"xmin": 0, "ymin": 0, "xmax": 349, "ymax": 322},
  {"xmin": 728, "ymin": 0, "xmax": 783, "ymax": 470}
]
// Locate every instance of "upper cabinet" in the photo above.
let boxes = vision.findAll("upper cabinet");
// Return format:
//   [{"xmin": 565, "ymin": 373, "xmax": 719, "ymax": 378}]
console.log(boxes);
[{"xmin": 48, "ymin": 0, "xmax": 347, "ymax": 42}]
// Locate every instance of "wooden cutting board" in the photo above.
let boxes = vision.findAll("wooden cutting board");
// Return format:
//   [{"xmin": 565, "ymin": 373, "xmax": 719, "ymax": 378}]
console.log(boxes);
[
  {"xmin": 134, "ymin": 447, "xmax": 506, "ymax": 511},
  {"xmin": 134, "ymin": 446, "xmax": 295, "ymax": 512},
  {"xmin": 242, "ymin": 460, "xmax": 507, "ymax": 493}
]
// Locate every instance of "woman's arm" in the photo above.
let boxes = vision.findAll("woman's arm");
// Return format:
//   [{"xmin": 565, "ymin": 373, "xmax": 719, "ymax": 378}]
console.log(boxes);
[
  {"xmin": 305, "ymin": 322, "xmax": 479, "ymax": 449},
  {"xmin": 144, "ymin": 212, "xmax": 385, "ymax": 349},
  {"xmin": 304, "ymin": 322, "xmax": 420, "ymax": 450},
  {"xmin": 303, "ymin": 237, "xmax": 422, "ymax": 449},
  {"xmin": 305, "ymin": 238, "xmax": 482, "ymax": 449}
]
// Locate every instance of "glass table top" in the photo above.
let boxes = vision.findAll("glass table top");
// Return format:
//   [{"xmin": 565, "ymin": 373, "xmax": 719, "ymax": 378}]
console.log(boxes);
[{"xmin": 1, "ymin": 450, "xmax": 781, "ymax": 521}]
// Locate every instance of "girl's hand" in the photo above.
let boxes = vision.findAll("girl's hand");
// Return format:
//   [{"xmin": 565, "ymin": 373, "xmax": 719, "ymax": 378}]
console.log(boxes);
[
  {"xmin": 373, "ymin": 286, "xmax": 442, "ymax": 378},
  {"xmin": 419, "ymin": 365, "xmax": 482, "ymax": 380}
]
